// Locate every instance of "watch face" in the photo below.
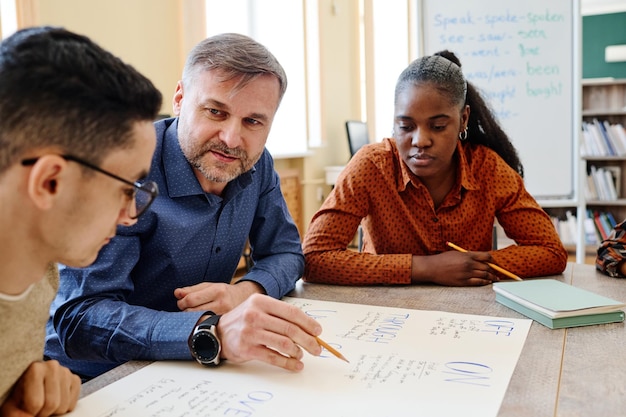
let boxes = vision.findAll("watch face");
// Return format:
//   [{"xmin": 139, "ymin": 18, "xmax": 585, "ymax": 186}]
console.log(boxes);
[{"xmin": 191, "ymin": 330, "xmax": 220, "ymax": 363}]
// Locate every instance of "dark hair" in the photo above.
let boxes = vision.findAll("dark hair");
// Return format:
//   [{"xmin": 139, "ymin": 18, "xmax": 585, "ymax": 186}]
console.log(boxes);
[
  {"xmin": 182, "ymin": 32, "xmax": 287, "ymax": 104},
  {"xmin": 0, "ymin": 26, "xmax": 162, "ymax": 173},
  {"xmin": 394, "ymin": 50, "xmax": 524, "ymax": 177}
]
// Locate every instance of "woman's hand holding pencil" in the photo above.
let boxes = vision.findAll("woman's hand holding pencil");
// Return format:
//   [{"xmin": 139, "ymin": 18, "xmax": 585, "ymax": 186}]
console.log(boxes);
[{"xmin": 446, "ymin": 242, "xmax": 523, "ymax": 281}]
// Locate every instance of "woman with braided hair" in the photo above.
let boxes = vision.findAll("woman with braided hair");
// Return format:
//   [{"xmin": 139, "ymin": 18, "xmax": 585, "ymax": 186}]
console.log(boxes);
[{"xmin": 303, "ymin": 50, "xmax": 567, "ymax": 286}]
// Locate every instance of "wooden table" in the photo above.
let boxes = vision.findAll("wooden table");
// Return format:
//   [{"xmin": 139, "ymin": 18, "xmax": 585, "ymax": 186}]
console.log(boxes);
[{"xmin": 81, "ymin": 263, "xmax": 626, "ymax": 416}]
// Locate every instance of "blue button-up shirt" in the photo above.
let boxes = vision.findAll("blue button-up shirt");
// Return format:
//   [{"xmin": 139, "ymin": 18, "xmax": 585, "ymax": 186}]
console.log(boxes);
[{"xmin": 45, "ymin": 118, "xmax": 304, "ymax": 378}]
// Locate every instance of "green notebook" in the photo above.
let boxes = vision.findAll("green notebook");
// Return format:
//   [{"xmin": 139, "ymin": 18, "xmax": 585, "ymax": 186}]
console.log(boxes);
[{"xmin": 492, "ymin": 279, "xmax": 626, "ymax": 329}]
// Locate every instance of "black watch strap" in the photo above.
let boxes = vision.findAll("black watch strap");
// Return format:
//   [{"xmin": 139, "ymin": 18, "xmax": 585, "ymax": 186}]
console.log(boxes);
[{"xmin": 196, "ymin": 313, "xmax": 221, "ymax": 330}]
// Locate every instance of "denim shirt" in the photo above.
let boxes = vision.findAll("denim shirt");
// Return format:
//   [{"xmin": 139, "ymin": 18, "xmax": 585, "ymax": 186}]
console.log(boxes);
[{"xmin": 45, "ymin": 118, "xmax": 304, "ymax": 379}]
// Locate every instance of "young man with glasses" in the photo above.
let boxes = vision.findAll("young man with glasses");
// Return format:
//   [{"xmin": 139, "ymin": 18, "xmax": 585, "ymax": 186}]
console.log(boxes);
[
  {"xmin": 45, "ymin": 33, "xmax": 323, "ymax": 381},
  {"xmin": 0, "ymin": 26, "xmax": 162, "ymax": 415}
]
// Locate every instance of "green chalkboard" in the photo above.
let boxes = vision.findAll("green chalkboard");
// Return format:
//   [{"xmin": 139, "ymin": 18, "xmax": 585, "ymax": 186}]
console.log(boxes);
[{"xmin": 583, "ymin": 12, "xmax": 626, "ymax": 79}]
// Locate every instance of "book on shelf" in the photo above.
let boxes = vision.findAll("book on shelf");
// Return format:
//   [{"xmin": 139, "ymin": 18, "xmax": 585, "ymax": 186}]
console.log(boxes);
[
  {"xmin": 603, "ymin": 120, "xmax": 626, "ymax": 155},
  {"xmin": 565, "ymin": 210, "xmax": 577, "ymax": 245},
  {"xmin": 600, "ymin": 211, "xmax": 617, "ymax": 235},
  {"xmin": 604, "ymin": 165, "xmax": 621, "ymax": 198},
  {"xmin": 581, "ymin": 120, "xmax": 626, "ymax": 157},
  {"xmin": 592, "ymin": 210, "xmax": 609, "ymax": 240},
  {"xmin": 549, "ymin": 210, "xmax": 618, "ymax": 246},
  {"xmin": 550, "ymin": 211, "xmax": 576, "ymax": 245},
  {"xmin": 588, "ymin": 209, "xmax": 617, "ymax": 242},
  {"xmin": 582, "ymin": 121, "xmax": 607, "ymax": 156},
  {"xmin": 583, "ymin": 211, "xmax": 600, "ymax": 245},
  {"xmin": 610, "ymin": 124, "xmax": 626, "ymax": 153},
  {"xmin": 586, "ymin": 165, "xmax": 619, "ymax": 201},
  {"xmin": 594, "ymin": 119, "xmax": 617, "ymax": 156},
  {"xmin": 603, "ymin": 168, "xmax": 618, "ymax": 200},
  {"xmin": 493, "ymin": 279, "xmax": 626, "ymax": 329},
  {"xmin": 579, "ymin": 124, "xmax": 594, "ymax": 156},
  {"xmin": 589, "ymin": 165, "xmax": 603, "ymax": 200},
  {"xmin": 605, "ymin": 211, "xmax": 618, "ymax": 227},
  {"xmin": 585, "ymin": 174, "xmax": 598, "ymax": 200}
]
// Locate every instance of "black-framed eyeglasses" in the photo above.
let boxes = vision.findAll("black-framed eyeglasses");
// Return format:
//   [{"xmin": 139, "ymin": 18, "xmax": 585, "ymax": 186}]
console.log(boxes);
[{"xmin": 21, "ymin": 154, "xmax": 158, "ymax": 219}]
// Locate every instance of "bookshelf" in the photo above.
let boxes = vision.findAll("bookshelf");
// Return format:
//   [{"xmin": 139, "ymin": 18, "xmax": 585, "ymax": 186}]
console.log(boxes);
[
  {"xmin": 538, "ymin": 79, "xmax": 626, "ymax": 263},
  {"xmin": 574, "ymin": 79, "xmax": 626, "ymax": 260}
]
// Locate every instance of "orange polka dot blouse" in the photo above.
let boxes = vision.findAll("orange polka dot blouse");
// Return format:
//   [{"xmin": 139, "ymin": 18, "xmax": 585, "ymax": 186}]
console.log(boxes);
[{"xmin": 302, "ymin": 138, "xmax": 568, "ymax": 285}]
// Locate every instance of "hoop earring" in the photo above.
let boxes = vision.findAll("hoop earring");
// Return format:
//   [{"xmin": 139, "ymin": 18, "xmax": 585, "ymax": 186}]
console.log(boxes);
[{"xmin": 459, "ymin": 128, "xmax": 468, "ymax": 141}]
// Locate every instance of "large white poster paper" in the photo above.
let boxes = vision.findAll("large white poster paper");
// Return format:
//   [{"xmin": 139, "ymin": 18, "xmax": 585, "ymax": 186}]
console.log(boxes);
[{"xmin": 69, "ymin": 298, "xmax": 531, "ymax": 417}]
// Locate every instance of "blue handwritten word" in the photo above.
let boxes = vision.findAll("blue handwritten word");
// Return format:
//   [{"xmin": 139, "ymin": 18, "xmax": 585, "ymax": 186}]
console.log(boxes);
[
  {"xmin": 224, "ymin": 391, "xmax": 273, "ymax": 416},
  {"xmin": 364, "ymin": 313, "xmax": 409, "ymax": 344},
  {"xmin": 518, "ymin": 43, "xmax": 540, "ymax": 57},
  {"xmin": 465, "ymin": 65, "xmax": 518, "ymax": 83},
  {"xmin": 526, "ymin": 81, "xmax": 562, "ymax": 99},
  {"xmin": 477, "ymin": 32, "xmax": 509, "ymax": 42},
  {"xmin": 433, "ymin": 12, "xmax": 475, "ymax": 31},
  {"xmin": 484, "ymin": 85, "xmax": 516, "ymax": 105},
  {"xmin": 304, "ymin": 309, "xmax": 337, "ymax": 320},
  {"xmin": 438, "ymin": 33, "xmax": 465, "ymax": 45},
  {"xmin": 518, "ymin": 28, "xmax": 547, "ymax": 40},
  {"xmin": 127, "ymin": 381, "xmax": 173, "ymax": 405},
  {"xmin": 482, "ymin": 320, "xmax": 515, "ymax": 336},
  {"xmin": 484, "ymin": 10, "xmax": 521, "ymax": 29},
  {"xmin": 442, "ymin": 361, "xmax": 493, "ymax": 387},
  {"xmin": 527, "ymin": 62, "xmax": 559, "ymax": 76},
  {"xmin": 101, "ymin": 406, "xmax": 125, "ymax": 417},
  {"xmin": 527, "ymin": 10, "xmax": 565, "ymax": 26},
  {"xmin": 470, "ymin": 47, "xmax": 501, "ymax": 58},
  {"xmin": 319, "ymin": 341, "xmax": 344, "ymax": 359},
  {"xmin": 493, "ymin": 107, "xmax": 517, "ymax": 120}
]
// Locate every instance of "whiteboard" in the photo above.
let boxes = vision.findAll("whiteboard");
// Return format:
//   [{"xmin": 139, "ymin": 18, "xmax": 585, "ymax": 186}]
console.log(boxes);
[{"xmin": 420, "ymin": 0, "xmax": 580, "ymax": 199}]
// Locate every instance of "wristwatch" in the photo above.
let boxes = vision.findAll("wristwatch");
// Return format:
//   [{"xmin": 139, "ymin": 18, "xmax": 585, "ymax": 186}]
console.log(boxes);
[{"xmin": 188, "ymin": 314, "xmax": 222, "ymax": 366}]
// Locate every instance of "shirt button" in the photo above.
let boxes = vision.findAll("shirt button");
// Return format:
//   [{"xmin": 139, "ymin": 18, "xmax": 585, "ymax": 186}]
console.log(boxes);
[
  {"xmin": 433, "ymin": 217, "xmax": 439, "ymax": 222},
  {"xmin": 215, "ymin": 247, "xmax": 221, "ymax": 254}
]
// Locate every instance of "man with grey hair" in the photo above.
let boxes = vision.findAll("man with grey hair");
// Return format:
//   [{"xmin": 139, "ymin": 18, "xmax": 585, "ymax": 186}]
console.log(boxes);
[{"xmin": 46, "ymin": 33, "xmax": 321, "ymax": 380}]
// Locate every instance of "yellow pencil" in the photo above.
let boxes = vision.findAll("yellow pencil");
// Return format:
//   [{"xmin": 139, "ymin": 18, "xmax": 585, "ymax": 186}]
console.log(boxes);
[
  {"xmin": 446, "ymin": 241, "xmax": 523, "ymax": 281},
  {"xmin": 316, "ymin": 336, "xmax": 349, "ymax": 363}
]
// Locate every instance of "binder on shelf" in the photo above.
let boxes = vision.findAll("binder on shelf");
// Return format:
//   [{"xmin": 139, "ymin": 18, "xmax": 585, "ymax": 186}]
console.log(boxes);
[
  {"xmin": 583, "ymin": 211, "xmax": 600, "ymax": 245},
  {"xmin": 581, "ymin": 122, "xmax": 597, "ymax": 156},
  {"xmin": 565, "ymin": 211, "xmax": 578, "ymax": 245},
  {"xmin": 582, "ymin": 120, "xmax": 626, "ymax": 157},
  {"xmin": 593, "ymin": 118, "xmax": 617, "ymax": 156},
  {"xmin": 589, "ymin": 165, "xmax": 604, "ymax": 200},
  {"xmin": 550, "ymin": 211, "xmax": 607, "ymax": 246},
  {"xmin": 586, "ymin": 209, "xmax": 602, "ymax": 244},
  {"xmin": 592, "ymin": 210, "xmax": 610, "ymax": 240},
  {"xmin": 603, "ymin": 120, "xmax": 626, "ymax": 155},
  {"xmin": 585, "ymin": 121, "xmax": 609, "ymax": 156},
  {"xmin": 590, "ymin": 166, "xmax": 604, "ymax": 200},
  {"xmin": 587, "ymin": 165, "xmax": 618, "ymax": 201},
  {"xmin": 585, "ymin": 175, "xmax": 598, "ymax": 200},
  {"xmin": 605, "ymin": 211, "xmax": 618, "ymax": 228},
  {"xmin": 551, "ymin": 213, "xmax": 575, "ymax": 245},
  {"xmin": 599, "ymin": 211, "xmax": 615, "ymax": 237},
  {"xmin": 604, "ymin": 166, "xmax": 621, "ymax": 198},
  {"xmin": 493, "ymin": 279, "xmax": 626, "ymax": 329},
  {"xmin": 603, "ymin": 168, "xmax": 618, "ymax": 200},
  {"xmin": 610, "ymin": 124, "xmax": 626, "ymax": 152}
]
